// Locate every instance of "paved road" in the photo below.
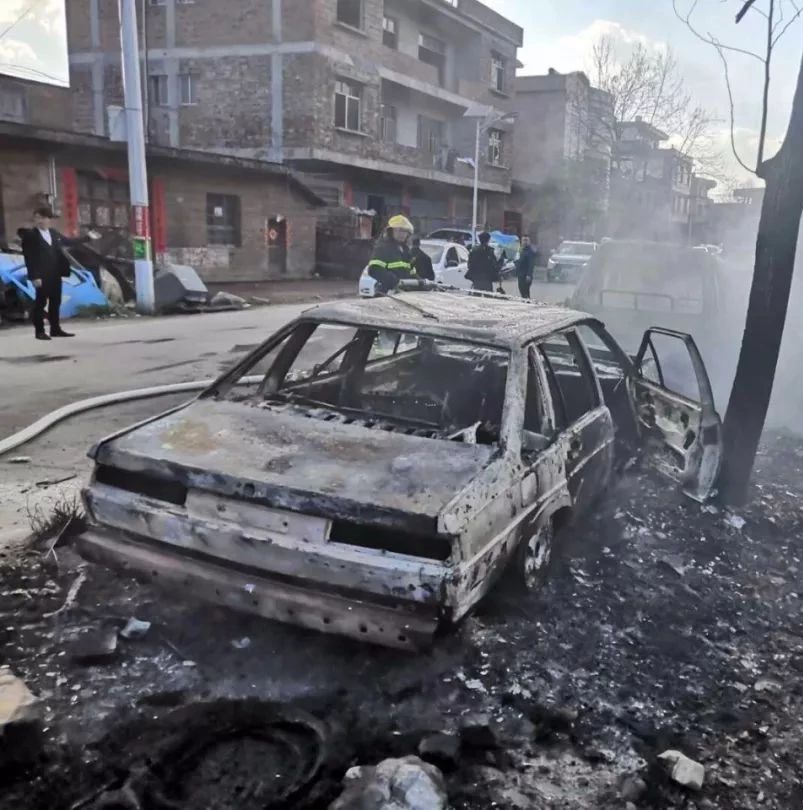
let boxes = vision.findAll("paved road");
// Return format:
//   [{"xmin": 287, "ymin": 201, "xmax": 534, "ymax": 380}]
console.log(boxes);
[{"xmin": 0, "ymin": 304, "xmax": 310, "ymax": 436}]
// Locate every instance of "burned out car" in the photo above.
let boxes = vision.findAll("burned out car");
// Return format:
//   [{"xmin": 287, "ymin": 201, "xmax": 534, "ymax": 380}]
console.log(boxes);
[{"xmin": 80, "ymin": 292, "xmax": 723, "ymax": 650}]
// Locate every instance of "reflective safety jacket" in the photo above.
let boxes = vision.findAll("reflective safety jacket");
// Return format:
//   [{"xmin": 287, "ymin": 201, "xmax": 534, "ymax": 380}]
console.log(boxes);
[{"xmin": 368, "ymin": 237, "xmax": 416, "ymax": 280}]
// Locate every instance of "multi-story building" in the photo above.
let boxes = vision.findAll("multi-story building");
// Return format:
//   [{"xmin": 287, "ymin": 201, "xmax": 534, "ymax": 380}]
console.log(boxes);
[
  {"xmin": 65, "ymin": 0, "xmax": 523, "ymax": 236},
  {"xmin": 0, "ymin": 73, "xmax": 324, "ymax": 280},
  {"xmin": 608, "ymin": 117, "xmax": 706, "ymax": 243},
  {"xmin": 500, "ymin": 69, "xmax": 614, "ymax": 249}
]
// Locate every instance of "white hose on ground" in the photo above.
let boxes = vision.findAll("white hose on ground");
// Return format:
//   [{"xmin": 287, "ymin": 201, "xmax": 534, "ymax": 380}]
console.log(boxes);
[{"xmin": 0, "ymin": 375, "xmax": 263, "ymax": 457}]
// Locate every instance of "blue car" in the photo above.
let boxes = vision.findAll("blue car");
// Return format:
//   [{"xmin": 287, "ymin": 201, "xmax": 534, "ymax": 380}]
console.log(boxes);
[{"xmin": 0, "ymin": 252, "xmax": 109, "ymax": 322}]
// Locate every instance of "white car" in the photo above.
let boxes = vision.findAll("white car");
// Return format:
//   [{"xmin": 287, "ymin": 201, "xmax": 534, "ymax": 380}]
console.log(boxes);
[
  {"xmin": 359, "ymin": 239, "xmax": 471, "ymax": 297},
  {"xmin": 547, "ymin": 241, "xmax": 598, "ymax": 283}
]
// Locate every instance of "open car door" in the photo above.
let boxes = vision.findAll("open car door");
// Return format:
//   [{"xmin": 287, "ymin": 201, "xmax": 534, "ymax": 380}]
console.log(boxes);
[{"xmin": 633, "ymin": 327, "xmax": 723, "ymax": 502}]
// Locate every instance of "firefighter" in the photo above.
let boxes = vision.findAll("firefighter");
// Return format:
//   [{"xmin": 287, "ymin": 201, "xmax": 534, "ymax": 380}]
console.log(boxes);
[{"xmin": 368, "ymin": 214, "xmax": 416, "ymax": 294}]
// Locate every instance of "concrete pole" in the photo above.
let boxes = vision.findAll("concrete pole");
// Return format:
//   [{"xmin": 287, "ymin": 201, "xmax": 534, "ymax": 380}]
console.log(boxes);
[
  {"xmin": 119, "ymin": 0, "xmax": 155, "ymax": 314},
  {"xmin": 472, "ymin": 118, "xmax": 480, "ymax": 246}
]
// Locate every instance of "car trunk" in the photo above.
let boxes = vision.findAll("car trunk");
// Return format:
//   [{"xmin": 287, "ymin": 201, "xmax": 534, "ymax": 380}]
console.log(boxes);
[{"xmin": 90, "ymin": 398, "xmax": 495, "ymax": 535}]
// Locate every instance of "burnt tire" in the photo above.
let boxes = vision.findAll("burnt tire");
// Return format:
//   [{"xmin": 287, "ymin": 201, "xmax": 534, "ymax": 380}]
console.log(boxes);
[{"xmin": 505, "ymin": 519, "xmax": 555, "ymax": 593}]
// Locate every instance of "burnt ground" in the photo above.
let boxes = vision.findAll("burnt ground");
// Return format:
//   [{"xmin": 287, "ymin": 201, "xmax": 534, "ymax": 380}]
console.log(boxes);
[{"xmin": 2, "ymin": 432, "xmax": 803, "ymax": 809}]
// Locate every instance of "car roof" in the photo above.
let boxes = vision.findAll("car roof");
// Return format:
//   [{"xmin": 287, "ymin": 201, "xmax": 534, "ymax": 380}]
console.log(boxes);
[
  {"xmin": 305, "ymin": 293, "xmax": 598, "ymax": 349},
  {"xmin": 420, "ymin": 239, "xmax": 462, "ymax": 247}
]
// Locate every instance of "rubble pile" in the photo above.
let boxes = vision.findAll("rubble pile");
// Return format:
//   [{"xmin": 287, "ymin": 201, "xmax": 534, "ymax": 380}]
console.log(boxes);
[{"xmin": 1, "ymin": 432, "xmax": 802, "ymax": 808}]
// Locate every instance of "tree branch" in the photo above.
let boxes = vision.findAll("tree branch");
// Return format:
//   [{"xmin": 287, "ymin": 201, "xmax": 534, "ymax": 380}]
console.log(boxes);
[
  {"xmin": 711, "ymin": 37, "xmax": 757, "ymax": 174},
  {"xmin": 736, "ymin": 0, "xmax": 758, "ymax": 22},
  {"xmin": 757, "ymin": 0, "xmax": 775, "ymax": 167},
  {"xmin": 772, "ymin": 3, "xmax": 803, "ymax": 44},
  {"xmin": 673, "ymin": 0, "xmax": 765, "ymax": 62}
]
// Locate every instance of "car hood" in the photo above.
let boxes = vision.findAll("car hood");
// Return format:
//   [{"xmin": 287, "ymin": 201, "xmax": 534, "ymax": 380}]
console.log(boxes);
[{"xmin": 93, "ymin": 399, "xmax": 496, "ymax": 533}]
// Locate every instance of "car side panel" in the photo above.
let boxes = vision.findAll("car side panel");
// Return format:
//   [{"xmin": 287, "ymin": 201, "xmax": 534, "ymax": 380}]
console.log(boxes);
[{"xmin": 447, "ymin": 447, "xmax": 572, "ymax": 619}]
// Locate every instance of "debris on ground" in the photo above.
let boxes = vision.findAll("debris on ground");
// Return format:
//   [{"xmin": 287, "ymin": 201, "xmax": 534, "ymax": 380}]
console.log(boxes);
[
  {"xmin": 69, "ymin": 628, "xmax": 119, "ymax": 665},
  {"xmin": 723, "ymin": 513, "xmax": 747, "ymax": 531},
  {"xmin": 658, "ymin": 749, "xmax": 705, "ymax": 791},
  {"xmin": 1, "ymin": 432, "xmax": 803, "ymax": 808},
  {"xmin": 119, "ymin": 618, "xmax": 151, "ymax": 641},
  {"xmin": 27, "ymin": 495, "xmax": 86, "ymax": 545},
  {"xmin": 209, "ymin": 290, "xmax": 248, "ymax": 309},
  {"xmin": 6, "ymin": 456, "xmax": 32, "ymax": 464},
  {"xmin": 418, "ymin": 732, "xmax": 461, "ymax": 772},
  {"xmin": 330, "ymin": 756, "xmax": 448, "ymax": 810},
  {"xmin": 0, "ymin": 667, "xmax": 42, "ymax": 767}
]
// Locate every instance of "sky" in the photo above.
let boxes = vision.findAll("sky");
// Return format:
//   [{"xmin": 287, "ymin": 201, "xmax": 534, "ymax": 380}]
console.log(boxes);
[{"xmin": 1, "ymin": 0, "xmax": 800, "ymax": 186}]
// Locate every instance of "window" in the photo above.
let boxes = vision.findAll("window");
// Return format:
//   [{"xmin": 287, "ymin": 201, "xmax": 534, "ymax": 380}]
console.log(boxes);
[
  {"xmin": 383, "ymin": 16, "xmax": 398, "ymax": 48},
  {"xmin": 0, "ymin": 86, "xmax": 25, "ymax": 122},
  {"xmin": 488, "ymin": 129, "xmax": 503, "ymax": 166},
  {"xmin": 336, "ymin": 0, "xmax": 362, "ymax": 29},
  {"xmin": 148, "ymin": 74, "xmax": 169, "ymax": 107},
  {"xmin": 179, "ymin": 74, "xmax": 198, "ymax": 106},
  {"xmin": 491, "ymin": 52, "xmax": 506, "ymax": 92},
  {"xmin": 334, "ymin": 79, "xmax": 361, "ymax": 131},
  {"xmin": 538, "ymin": 332, "xmax": 599, "ymax": 429},
  {"xmin": 418, "ymin": 33, "xmax": 446, "ymax": 86},
  {"xmin": 640, "ymin": 332, "xmax": 700, "ymax": 401},
  {"xmin": 206, "ymin": 193, "xmax": 241, "ymax": 246},
  {"xmin": 418, "ymin": 115, "xmax": 443, "ymax": 154},
  {"xmin": 379, "ymin": 103, "xmax": 397, "ymax": 143}
]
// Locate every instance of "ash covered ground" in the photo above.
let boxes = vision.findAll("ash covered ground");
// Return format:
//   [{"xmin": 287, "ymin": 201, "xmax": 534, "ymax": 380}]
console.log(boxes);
[{"xmin": 2, "ymin": 433, "xmax": 802, "ymax": 809}]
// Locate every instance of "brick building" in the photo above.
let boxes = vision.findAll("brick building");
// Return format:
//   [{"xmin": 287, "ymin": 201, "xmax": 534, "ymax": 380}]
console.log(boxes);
[
  {"xmin": 64, "ymin": 0, "xmax": 523, "ymax": 235},
  {"xmin": 497, "ymin": 69, "xmax": 614, "ymax": 250},
  {"xmin": 0, "ymin": 75, "xmax": 323, "ymax": 281}
]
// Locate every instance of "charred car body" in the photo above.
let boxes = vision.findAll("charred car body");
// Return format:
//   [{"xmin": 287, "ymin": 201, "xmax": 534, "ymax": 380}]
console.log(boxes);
[{"xmin": 80, "ymin": 291, "xmax": 723, "ymax": 650}]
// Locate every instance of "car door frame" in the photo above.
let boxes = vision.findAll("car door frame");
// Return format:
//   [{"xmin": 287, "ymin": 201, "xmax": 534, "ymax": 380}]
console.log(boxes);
[
  {"xmin": 633, "ymin": 326, "xmax": 723, "ymax": 501},
  {"xmin": 533, "ymin": 328, "xmax": 615, "ymax": 518}
]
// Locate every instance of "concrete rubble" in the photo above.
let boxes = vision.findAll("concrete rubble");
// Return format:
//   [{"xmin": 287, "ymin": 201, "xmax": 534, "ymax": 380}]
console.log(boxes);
[
  {"xmin": 0, "ymin": 667, "xmax": 42, "ymax": 766},
  {"xmin": 658, "ymin": 749, "xmax": 705, "ymax": 791},
  {"xmin": 329, "ymin": 756, "xmax": 448, "ymax": 810}
]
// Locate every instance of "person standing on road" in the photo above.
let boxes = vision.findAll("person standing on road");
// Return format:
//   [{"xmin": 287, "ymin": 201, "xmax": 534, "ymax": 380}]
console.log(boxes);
[
  {"xmin": 410, "ymin": 237, "xmax": 435, "ymax": 281},
  {"xmin": 367, "ymin": 214, "xmax": 416, "ymax": 294},
  {"xmin": 515, "ymin": 235, "xmax": 538, "ymax": 300},
  {"xmin": 18, "ymin": 206, "xmax": 92, "ymax": 341},
  {"xmin": 466, "ymin": 231, "xmax": 500, "ymax": 293}
]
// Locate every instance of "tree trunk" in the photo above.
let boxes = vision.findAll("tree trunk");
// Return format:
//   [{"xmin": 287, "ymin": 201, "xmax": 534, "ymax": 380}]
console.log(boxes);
[{"xmin": 719, "ymin": 53, "xmax": 803, "ymax": 504}]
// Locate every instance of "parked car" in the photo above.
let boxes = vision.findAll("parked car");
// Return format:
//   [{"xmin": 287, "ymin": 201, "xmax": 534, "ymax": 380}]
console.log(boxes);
[
  {"xmin": 426, "ymin": 228, "xmax": 519, "ymax": 261},
  {"xmin": 80, "ymin": 289, "xmax": 722, "ymax": 650},
  {"xmin": 359, "ymin": 239, "xmax": 471, "ymax": 296},
  {"xmin": 547, "ymin": 241, "xmax": 598, "ymax": 282},
  {"xmin": 569, "ymin": 238, "xmax": 741, "ymax": 405}
]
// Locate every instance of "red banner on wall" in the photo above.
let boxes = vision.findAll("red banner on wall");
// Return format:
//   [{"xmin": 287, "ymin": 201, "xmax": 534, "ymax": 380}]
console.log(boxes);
[{"xmin": 60, "ymin": 168, "xmax": 79, "ymax": 237}]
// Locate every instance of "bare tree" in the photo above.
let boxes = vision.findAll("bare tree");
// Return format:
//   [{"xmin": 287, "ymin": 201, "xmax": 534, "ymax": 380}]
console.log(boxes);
[
  {"xmin": 588, "ymin": 35, "xmax": 718, "ymax": 171},
  {"xmin": 675, "ymin": 0, "xmax": 803, "ymax": 503}
]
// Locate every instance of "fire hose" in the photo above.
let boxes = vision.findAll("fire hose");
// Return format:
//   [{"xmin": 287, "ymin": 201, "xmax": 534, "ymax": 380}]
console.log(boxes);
[{"xmin": 0, "ymin": 376, "xmax": 262, "ymax": 458}]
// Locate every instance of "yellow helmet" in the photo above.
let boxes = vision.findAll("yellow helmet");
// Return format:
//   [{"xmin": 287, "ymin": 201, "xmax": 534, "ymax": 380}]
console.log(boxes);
[{"xmin": 387, "ymin": 214, "xmax": 414, "ymax": 232}]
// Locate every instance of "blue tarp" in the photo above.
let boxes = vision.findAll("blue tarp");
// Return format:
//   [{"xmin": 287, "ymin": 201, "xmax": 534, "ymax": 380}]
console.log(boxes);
[
  {"xmin": 490, "ymin": 231, "xmax": 520, "ymax": 260},
  {"xmin": 0, "ymin": 252, "xmax": 108, "ymax": 318}
]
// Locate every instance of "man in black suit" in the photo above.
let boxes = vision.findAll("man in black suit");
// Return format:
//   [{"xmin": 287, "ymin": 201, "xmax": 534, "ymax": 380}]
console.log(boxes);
[{"xmin": 19, "ymin": 206, "xmax": 89, "ymax": 341}]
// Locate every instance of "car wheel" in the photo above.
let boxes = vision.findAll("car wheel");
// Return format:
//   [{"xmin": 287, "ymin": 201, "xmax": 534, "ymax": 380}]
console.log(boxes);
[{"xmin": 506, "ymin": 518, "xmax": 554, "ymax": 592}]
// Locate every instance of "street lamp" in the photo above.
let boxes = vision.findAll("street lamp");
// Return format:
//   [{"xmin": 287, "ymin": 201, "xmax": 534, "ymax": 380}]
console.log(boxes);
[{"xmin": 462, "ymin": 105, "xmax": 517, "ymax": 245}]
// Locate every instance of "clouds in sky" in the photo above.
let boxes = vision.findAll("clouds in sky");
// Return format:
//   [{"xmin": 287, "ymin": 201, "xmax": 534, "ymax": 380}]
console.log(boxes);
[{"xmin": 0, "ymin": 0, "xmax": 69, "ymax": 86}]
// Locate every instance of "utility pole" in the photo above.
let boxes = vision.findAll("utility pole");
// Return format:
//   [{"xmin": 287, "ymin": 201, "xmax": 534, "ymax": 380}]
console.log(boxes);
[
  {"xmin": 119, "ymin": 0, "xmax": 155, "ymax": 314},
  {"xmin": 471, "ymin": 118, "xmax": 480, "ymax": 246}
]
